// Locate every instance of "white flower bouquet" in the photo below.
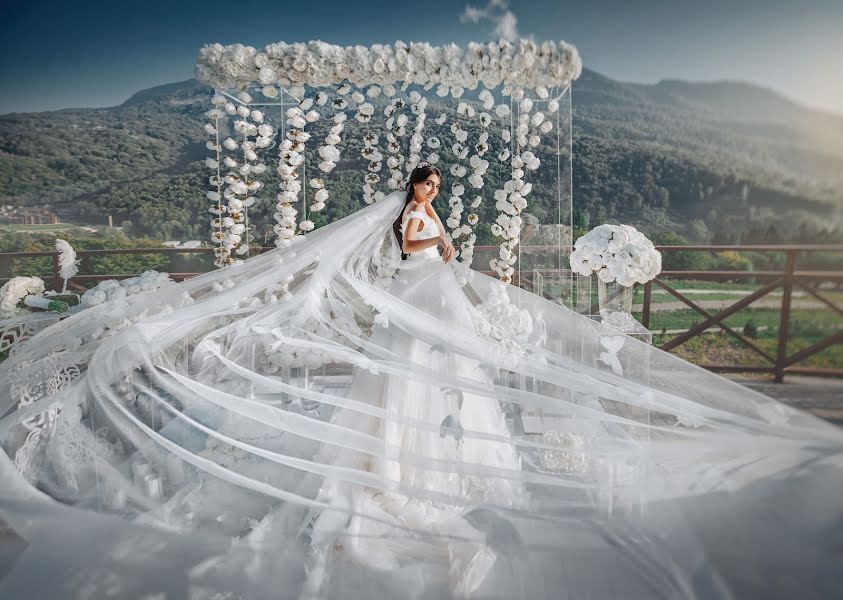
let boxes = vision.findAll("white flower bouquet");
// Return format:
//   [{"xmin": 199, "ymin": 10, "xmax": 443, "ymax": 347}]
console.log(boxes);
[
  {"xmin": 569, "ymin": 224, "xmax": 661, "ymax": 287},
  {"xmin": 0, "ymin": 277, "xmax": 46, "ymax": 319}
]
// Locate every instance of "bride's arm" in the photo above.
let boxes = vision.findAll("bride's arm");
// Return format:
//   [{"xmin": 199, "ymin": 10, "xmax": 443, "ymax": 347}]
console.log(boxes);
[
  {"xmin": 425, "ymin": 205, "xmax": 456, "ymax": 262},
  {"xmin": 403, "ymin": 202, "xmax": 445, "ymax": 254},
  {"xmin": 426, "ymin": 204, "xmax": 448, "ymax": 240},
  {"xmin": 403, "ymin": 219, "xmax": 444, "ymax": 254}
]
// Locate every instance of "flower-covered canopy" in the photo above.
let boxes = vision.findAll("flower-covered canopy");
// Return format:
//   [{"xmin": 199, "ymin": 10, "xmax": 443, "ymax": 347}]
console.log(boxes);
[
  {"xmin": 195, "ymin": 39, "xmax": 579, "ymax": 285},
  {"xmin": 195, "ymin": 39, "xmax": 581, "ymax": 94}
]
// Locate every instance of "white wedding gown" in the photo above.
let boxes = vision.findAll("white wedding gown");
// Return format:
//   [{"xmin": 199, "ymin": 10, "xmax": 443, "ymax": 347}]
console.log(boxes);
[
  {"xmin": 1, "ymin": 190, "xmax": 841, "ymax": 599},
  {"xmin": 308, "ymin": 208, "xmax": 524, "ymax": 595}
]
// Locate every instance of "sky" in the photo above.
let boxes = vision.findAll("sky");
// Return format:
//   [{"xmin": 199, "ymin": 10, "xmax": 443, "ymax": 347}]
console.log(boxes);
[{"xmin": 1, "ymin": 0, "xmax": 841, "ymax": 115}]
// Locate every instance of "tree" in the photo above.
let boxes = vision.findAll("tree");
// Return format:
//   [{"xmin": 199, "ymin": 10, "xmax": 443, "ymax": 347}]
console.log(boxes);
[
  {"xmin": 686, "ymin": 219, "xmax": 711, "ymax": 244},
  {"xmin": 652, "ymin": 231, "xmax": 713, "ymax": 271},
  {"xmin": 763, "ymin": 224, "xmax": 781, "ymax": 243}
]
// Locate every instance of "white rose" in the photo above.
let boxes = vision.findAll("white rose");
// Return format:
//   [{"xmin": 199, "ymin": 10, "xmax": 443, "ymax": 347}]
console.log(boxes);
[
  {"xmin": 258, "ymin": 67, "xmax": 277, "ymax": 84},
  {"xmin": 597, "ymin": 267, "xmax": 615, "ymax": 283}
]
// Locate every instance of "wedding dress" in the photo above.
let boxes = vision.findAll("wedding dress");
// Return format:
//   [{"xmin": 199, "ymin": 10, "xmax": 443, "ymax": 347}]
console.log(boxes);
[
  {"xmin": 307, "ymin": 207, "xmax": 524, "ymax": 595},
  {"xmin": 0, "ymin": 190, "xmax": 841, "ymax": 599}
]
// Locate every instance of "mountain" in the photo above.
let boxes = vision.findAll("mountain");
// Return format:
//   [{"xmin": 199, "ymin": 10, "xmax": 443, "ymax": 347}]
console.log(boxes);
[
  {"xmin": 121, "ymin": 79, "xmax": 208, "ymax": 107},
  {"xmin": 0, "ymin": 71, "xmax": 840, "ymax": 248},
  {"xmin": 578, "ymin": 69, "xmax": 842, "ymax": 181},
  {"xmin": 569, "ymin": 68, "xmax": 842, "ymax": 241}
]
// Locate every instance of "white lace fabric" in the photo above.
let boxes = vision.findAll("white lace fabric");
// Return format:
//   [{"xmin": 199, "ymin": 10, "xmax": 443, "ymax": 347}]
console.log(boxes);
[{"xmin": 0, "ymin": 190, "xmax": 841, "ymax": 599}]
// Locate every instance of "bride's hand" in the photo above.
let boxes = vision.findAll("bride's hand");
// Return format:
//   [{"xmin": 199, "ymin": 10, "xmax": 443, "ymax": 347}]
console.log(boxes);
[{"xmin": 439, "ymin": 237, "xmax": 456, "ymax": 263}]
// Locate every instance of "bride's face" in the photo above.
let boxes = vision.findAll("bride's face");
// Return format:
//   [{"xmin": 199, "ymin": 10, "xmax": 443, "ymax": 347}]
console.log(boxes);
[{"xmin": 414, "ymin": 174, "xmax": 441, "ymax": 203}]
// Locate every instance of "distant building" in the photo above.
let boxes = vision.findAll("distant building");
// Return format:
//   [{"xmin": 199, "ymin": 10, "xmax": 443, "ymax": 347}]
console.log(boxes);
[{"xmin": 0, "ymin": 205, "xmax": 60, "ymax": 225}]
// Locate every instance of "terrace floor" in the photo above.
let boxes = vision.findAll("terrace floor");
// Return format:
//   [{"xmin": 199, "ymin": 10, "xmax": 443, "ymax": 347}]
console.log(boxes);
[{"xmin": 724, "ymin": 374, "xmax": 843, "ymax": 427}]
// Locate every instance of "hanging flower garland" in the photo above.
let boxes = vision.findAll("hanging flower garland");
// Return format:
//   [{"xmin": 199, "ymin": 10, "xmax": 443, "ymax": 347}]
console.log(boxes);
[
  {"xmin": 216, "ymin": 100, "xmax": 244, "ymax": 261},
  {"xmin": 285, "ymin": 99, "xmax": 314, "ymax": 234},
  {"xmin": 274, "ymin": 119, "xmax": 309, "ymax": 245},
  {"xmin": 379, "ymin": 90, "xmax": 404, "ymax": 191},
  {"xmin": 407, "ymin": 90, "xmax": 427, "ymax": 178},
  {"xmin": 204, "ymin": 96, "xmax": 228, "ymax": 266},
  {"xmin": 443, "ymin": 101, "xmax": 484, "ymax": 264},
  {"xmin": 318, "ymin": 111, "xmax": 344, "ymax": 175},
  {"xmin": 361, "ymin": 131, "xmax": 384, "ymax": 203},
  {"xmin": 313, "ymin": 93, "xmax": 344, "ymax": 211},
  {"xmin": 489, "ymin": 87, "xmax": 545, "ymax": 283},
  {"xmin": 231, "ymin": 92, "xmax": 269, "ymax": 258},
  {"xmin": 382, "ymin": 96, "xmax": 405, "ymax": 194},
  {"xmin": 458, "ymin": 120, "xmax": 491, "ymax": 267},
  {"xmin": 206, "ymin": 90, "xmax": 274, "ymax": 264},
  {"xmin": 427, "ymin": 112, "xmax": 446, "ymax": 165}
]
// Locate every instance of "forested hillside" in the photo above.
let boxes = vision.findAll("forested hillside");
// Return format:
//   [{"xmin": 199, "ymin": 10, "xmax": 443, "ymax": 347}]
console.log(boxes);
[{"xmin": 1, "ymin": 70, "xmax": 840, "ymax": 255}]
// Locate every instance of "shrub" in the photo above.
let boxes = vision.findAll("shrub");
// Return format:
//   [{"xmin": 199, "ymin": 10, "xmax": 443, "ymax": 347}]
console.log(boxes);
[{"xmin": 743, "ymin": 320, "xmax": 758, "ymax": 339}]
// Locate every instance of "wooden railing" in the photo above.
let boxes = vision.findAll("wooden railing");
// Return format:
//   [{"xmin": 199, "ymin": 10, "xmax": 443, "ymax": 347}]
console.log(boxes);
[
  {"xmin": 2, "ymin": 244, "xmax": 841, "ymax": 381},
  {"xmin": 636, "ymin": 245, "xmax": 843, "ymax": 382}
]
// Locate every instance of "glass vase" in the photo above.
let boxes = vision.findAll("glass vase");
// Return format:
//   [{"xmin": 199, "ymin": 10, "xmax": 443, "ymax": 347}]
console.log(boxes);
[{"xmin": 597, "ymin": 279, "xmax": 635, "ymax": 331}]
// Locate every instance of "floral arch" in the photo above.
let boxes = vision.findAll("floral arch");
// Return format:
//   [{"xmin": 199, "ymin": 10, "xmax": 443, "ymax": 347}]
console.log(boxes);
[{"xmin": 195, "ymin": 39, "xmax": 580, "ymax": 297}]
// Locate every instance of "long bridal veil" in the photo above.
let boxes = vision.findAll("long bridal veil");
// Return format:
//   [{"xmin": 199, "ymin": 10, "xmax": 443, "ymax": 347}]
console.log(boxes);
[{"xmin": 1, "ymin": 190, "xmax": 841, "ymax": 599}]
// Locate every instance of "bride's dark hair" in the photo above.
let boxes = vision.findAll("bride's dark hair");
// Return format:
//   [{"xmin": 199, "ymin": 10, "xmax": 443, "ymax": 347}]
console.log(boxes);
[{"xmin": 393, "ymin": 164, "xmax": 443, "ymax": 260}]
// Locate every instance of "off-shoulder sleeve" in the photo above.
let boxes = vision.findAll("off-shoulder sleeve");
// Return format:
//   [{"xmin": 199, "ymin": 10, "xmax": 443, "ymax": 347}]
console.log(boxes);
[{"xmin": 401, "ymin": 210, "xmax": 428, "ymax": 234}]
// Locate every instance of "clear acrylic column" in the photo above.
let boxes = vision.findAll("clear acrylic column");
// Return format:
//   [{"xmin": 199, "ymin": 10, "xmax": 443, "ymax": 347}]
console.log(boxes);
[{"xmin": 516, "ymin": 85, "xmax": 573, "ymax": 308}]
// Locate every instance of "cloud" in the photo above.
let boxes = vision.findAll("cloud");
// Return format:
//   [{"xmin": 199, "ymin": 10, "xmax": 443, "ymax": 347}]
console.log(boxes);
[
  {"xmin": 460, "ymin": 1, "xmax": 521, "ymax": 42},
  {"xmin": 493, "ymin": 10, "xmax": 519, "ymax": 41}
]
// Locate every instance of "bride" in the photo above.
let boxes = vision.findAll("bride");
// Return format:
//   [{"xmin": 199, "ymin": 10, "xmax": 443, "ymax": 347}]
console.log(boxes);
[
  {"xmin": 308, "ymin": 164, "xmax": 525, "ymax": 595},
  {"xmin": 0, "ymin": 164, "xmax": 841, "ymax": 599}
]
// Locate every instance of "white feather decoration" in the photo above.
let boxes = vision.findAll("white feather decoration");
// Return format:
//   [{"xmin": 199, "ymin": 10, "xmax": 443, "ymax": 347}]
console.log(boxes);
[{"xmin": 55, "ymin": 239, "xmax": 79, "ymax": 293}]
